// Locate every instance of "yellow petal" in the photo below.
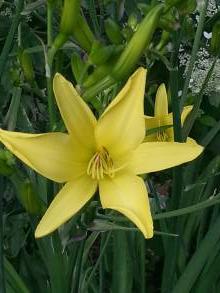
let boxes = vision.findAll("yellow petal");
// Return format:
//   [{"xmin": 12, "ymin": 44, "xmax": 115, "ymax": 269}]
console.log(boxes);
[
  {"xmin": 35, "ymin": 175, "xmax": 97, "ymax": 238},
  {"xmin": 144, "ymin": 115, "xmax": 174, "ymax": 142},
  {"xmin": 99, "ymin": 172, "xmax": 153, "ymax": 238},
  {"xmin": 155, "ymin": 84, "xmax": 168, "ymax": 117},
  {"xmin": 0, "ymin": 129, "xmax": 81, "ymax": 182},
  {"xmin": 129, "ymin": 139, "xmax": 203, "ymax": 174},
  {"xmin": 181, "ymin": 105, "xmax": 193, "ymax": 124},
  {"xmin": 95, "ymin": 68, "xmax": 146, "ymax": 158},
  {"xmin": 53, "ymin": 73, "xmax": 97, "ymax": 151}
]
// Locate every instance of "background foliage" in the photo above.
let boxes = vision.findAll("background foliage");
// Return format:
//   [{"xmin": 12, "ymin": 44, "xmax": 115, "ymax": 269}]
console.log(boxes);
[{"xmin": 0, "ymin": 0, "xmax": 220, "ymax": 292}]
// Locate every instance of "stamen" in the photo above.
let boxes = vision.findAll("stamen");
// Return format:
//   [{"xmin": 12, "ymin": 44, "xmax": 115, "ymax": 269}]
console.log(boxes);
[
  {"xmin": 87, "ymin": 147, "xmax": 115, "ymax": 179},
  {"xmin": 157, "ymin": 119, "xmax": 169, "ymax": 142}
]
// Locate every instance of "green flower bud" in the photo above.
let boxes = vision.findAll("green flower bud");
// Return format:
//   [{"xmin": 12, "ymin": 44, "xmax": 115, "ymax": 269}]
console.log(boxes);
[
  {"xmin": 19, "ymin": 50, "xmax": 35, "ymax": 83},
  {"xmin": 83, "ymin": 46, "xmax": 123, "ymax": 88},
  {"xmin": 0, "ymin": 150, "xmax": 15, "ymax": 176},
  {"xmin": 211, "ymin": 21, "xmax": 220, "ymax": 56},
  {"xmin": 159, "ymin": 12, "xmax": 179, "ymax": 32},
  {"xmin": 156, "ymin": 30, "xmax": 170, "ymax": 51},
  {"xmin": 60, "ymin": 0, "xmax": 80, "ymax": 36},
  {"xmin": 128, "ymin": 13, "xmax": 138, "ymax": 30},
  {"xmin": 122, "ymin": 26, "xmax": 133, "ymax": 41},
  {"xmin": 112, "ymin": 4, "xmax": 164, "ymax": 80},
  {"xmin": 89, "ymin": 41, "xmax": 117, "ymax": 66},
  {"xmin": 104, "ymin": 18, "xmax": 124, "ymax": 45},
  {"xmin": 72, "ymin": 14, "xmax": 95, "ymax": 52},
  {"xmin": 83, "ymin": 62, "xmax": 113, "ymax": 88},
  {"xmin": 71, "ymin": 52, "xmax": 88, "ymax": 84}
]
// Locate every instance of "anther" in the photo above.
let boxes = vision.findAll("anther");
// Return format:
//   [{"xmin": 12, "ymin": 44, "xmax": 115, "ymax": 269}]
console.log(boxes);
[{"xmin": 87, "ymin": 147, "xmax": 115, "ymax": 179}]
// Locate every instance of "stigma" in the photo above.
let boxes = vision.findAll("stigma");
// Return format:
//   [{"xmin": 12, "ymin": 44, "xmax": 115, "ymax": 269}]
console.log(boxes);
[{"xmin": 87, "ymin": 147, "xmax": 115, "ymax": 180}]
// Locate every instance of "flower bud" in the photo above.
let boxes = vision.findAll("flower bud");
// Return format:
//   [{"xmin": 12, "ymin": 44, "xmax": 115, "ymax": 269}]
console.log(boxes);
[
  {"xmin": 89, "ymin": 41, "xmax": 116, "ymax": 66},
  {"xmin": 60, "ymin": 0, "xmax": 80, "ymax": 36},
  {"xmin": 83, "ymin": 63, "xmax": 113, "ymax": 88},
  {"xmin": 19, "ymin": 50, "xmax": 35, "ymax": 83},
  {"xmin": 159, "ymin": 12, "xmax": 179, "ymax": 32},
  {"xmin": 72, "ymin": 15, "xmax": 95, "ymax": 52},
  {"xmin": 0, "ymin": 150, "xmax": 15, "ymax": 176},
  {"xmin": 211, "ymin": 21, "xmax": 220, "ymax": 56},
  {"xmin": 128, "ymin": 13, "xmax": 138, "ymax": 30},
  {"xmin": 104, "ymin": 18, "xmax": 124, "ymax": 45},
  {"xmin": 71, "ymin": 52, "xmax": 88, "ymax": 83},
  {"xmin": 156, "ymin": 30, "xmax": 170, "ymax": 51},
  {"xmin": 112, "ymin": 4, "xmax": 164, "ymax": 80}
]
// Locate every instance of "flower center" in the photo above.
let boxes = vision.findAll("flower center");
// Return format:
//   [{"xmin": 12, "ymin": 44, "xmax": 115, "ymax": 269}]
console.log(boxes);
[
  {"xmin": 156, "ymin": 130, "xmax": 169, "ymax": 142},
  {"xmin": 87, "ymin": 147, "xmax": 115, "ymax": 180}
]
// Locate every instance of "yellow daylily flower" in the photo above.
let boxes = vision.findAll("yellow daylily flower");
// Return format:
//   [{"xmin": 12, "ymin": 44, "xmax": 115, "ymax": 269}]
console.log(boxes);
[
  {"xmin": 145, "ymin": 84, "xmax": 193, "ymax": 142},
  {"xmin": 0, "ymin": 68, "xmax": 203, "ymax": 239}
]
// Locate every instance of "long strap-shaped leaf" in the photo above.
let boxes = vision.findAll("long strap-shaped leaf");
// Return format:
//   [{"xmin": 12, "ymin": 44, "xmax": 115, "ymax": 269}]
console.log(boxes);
[
  {"xmin": 172, "ymin": 214, "xmax": 220, "ymax": 293},
  {"xmin": 4, "ymin": 257, "xmax": 30, "ymax": 293}
]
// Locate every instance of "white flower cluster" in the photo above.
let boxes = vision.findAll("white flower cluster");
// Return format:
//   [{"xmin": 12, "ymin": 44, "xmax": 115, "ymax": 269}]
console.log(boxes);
[
  {"xmin": 206, "ymin": 0, "xmax": 219, "ymax": 17},
  {"xmin": 179, "ymin": 46, "xmax": 220, "ymax": 95},
  {"xmin": 0, "ymin": 7, "xmax": 12, "ymax": 17}
]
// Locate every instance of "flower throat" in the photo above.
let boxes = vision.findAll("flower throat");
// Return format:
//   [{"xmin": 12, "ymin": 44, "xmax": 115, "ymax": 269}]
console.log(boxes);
[{"xmin": 87, "ymin": 147, "xmax": 114, "ymax": 180}]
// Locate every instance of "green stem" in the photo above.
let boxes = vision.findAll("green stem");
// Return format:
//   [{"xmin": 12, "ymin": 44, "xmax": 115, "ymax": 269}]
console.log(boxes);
[
  {"xmin": 0, "ymin": 177, "xmax": 6, "ymax": 293},
  {"xmin": 180, "ymin": 0, "xmax": 209, "ymax": 110},
  {"xmin": 0, "ymin": 0, "xmax": 24, "ymax": 76},
  {"xmin": 161, "ymin": 27, "xmax": 183, "ymax": 293}
]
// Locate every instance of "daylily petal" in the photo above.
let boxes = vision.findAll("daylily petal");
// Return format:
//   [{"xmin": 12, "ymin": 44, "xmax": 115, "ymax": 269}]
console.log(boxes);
[
  {"xmin": 53, "ymin": 73, "xmax": 97, "ymax": 151},
  {"xmin": 144, "ymin": 115, "xmax": 173, "ymax": 142},
  {"xmin": 95, "ymin": 68, "xmax": 146, "ymax": 158},
  {"xmin": 145, "ymin": 115, "xmax": 173, "ymax": 130},
  {"xmin": 155, "ymin": 84, "xmax": 168, "ymax": 117},
  {"xmin": 181, "ymin": 105, "xmax": 193, "ymax": 124},
  {"xmin": 35, "ymin": 175, "xmax": 97, "ymax": 238},
  {"xmin": 129, "ymin": 138, "xmax": 203, "ymax": 174},
  {"xmin": 99, "ymin": 172, "xmax": 153, "ymax": 238},
  {"xmin": 0, "ymin": 129, "xmax": 79, "ymax": 182}
]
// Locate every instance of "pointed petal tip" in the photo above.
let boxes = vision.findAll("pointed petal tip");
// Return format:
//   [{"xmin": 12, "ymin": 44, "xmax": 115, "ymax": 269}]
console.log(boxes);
[
  {"xmin": 102, "ymin": 205, "xmax": 153, "ymax": 239},
  {"xmin": 34, "ymin": 224, "xmax": 53, "ymax": 239},
  {"xmin": 158, "ymin": 83, "xmax": 166, "ymax": 92},
  {"xmin": 135, "ymin": 67, "xmax": 147, "ymax": 78},
  {"xmin": 53, "ymin": 72, "xmax": 66, "ymax": 85}
]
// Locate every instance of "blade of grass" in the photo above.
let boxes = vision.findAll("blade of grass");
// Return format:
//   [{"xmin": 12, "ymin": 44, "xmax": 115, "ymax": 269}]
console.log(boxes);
[
  {"xmin": 161, "ymin": 27, "xmax": 183, "ymax": 293},
  {"xmin": 111, "ymin": 231, "xmax": 133, "ymax": 293},
  {"xmin": 4, "ymin": 257, "xmax": 30, "ymax": 293},
  {"xmin": 82, "ymin": 232, "xmax": 112, "ymax": 292},
  {"xmin": 200, "ymin": 119, "xmax": 220, "ymax": 147},
  {"xmin": 0, "ymin": 0, "xmax": 24, "ymax": 76},
  {"xmin": 154, "ymin": 194, "xmax": 220, "ymax": 220},
  {"xmin": 172, "ymin": 214, "xmax": 220, "ymax": 293},
  {"xmin": 3, "ymin": 87, "xmax": 22, "ymax": 131}
]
